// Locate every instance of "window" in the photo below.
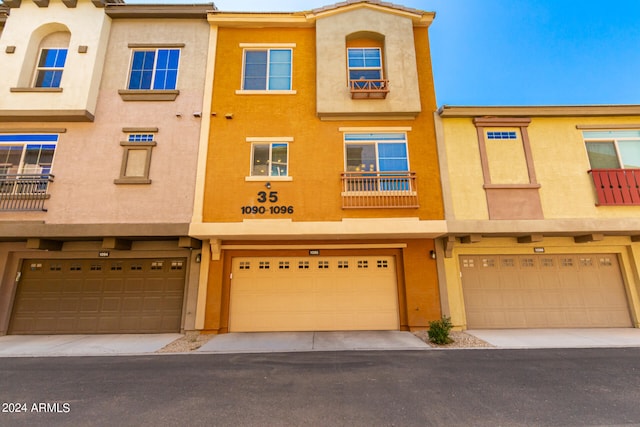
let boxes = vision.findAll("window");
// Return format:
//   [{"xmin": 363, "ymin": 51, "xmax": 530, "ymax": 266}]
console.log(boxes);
[
  {"xmin": 487, "ymin": 131, "xmax": 517, "ymax": 140},
  {"xmin": 344, "ymin": 133, "xmax": 408, "ymax": 172},
  {"xmin": 242, "ymin": 49, "xmax": 292, "ymax": 91},
  {"xmin": 0, "ymin": 135, "xmax": 57, "ymax": 176},
  {"xmin": 251, "ymin": 143, "xmax": 288, "ymax": 177},
  {"xmin": 347, "ymin": 48, "xmax": 382, "ymax": 81},
  {"xmin": 584, "ymin": 131, "xmax": 640, "ymax": 169},
  {"xmin": 127, "ymin": 49, "xmax": 180, "ymax": 90},
  {"xmin": 114, "ymin": 132, "xmax": 157, "ymax": 185},
  {"xmin": 34, "ymin": 48, "xmax": 67, "ymax": 88}
]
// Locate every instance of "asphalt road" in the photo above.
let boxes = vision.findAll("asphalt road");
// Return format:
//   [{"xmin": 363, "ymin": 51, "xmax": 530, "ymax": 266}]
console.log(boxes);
[{"xmin": 1, "ymin": 348, "xmax": 639, "ymax": 426}]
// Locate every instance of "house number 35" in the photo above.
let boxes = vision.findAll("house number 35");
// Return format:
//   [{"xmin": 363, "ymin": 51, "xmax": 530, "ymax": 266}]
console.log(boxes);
[{"xmin": 257, "ymin": 191, "xmax": 278, "ymax": 203}]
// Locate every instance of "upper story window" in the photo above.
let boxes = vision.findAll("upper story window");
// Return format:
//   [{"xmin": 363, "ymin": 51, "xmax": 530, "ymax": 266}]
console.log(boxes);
[
  {"xmin": 127, "ymin": 48, "xmax": 180, "ymax": 90},
  {"xmin": 251, "ymin": 143, "xmax": 288, "ymax": 177},
  {"xmin": 345, "ymin": 33, "xmax": 388, "ymax": 99},
  {"xmin": 34, "ymin": 48, "xmax": 68, "ymax": 88},
  {"xmin": 584, "ymin": 130, "xmax": 640, "ymax": 169},
  {"xmin": 0, "ymin": 134, "xmax": 57, "ymax": 176},
  {"xmin": 344, "ymin": 133, "xmax": 408, "ymax": 172},
  {"xmin": 242, "ymin": 48, "xmax": 292, "ymax": 91},
  {"xmin": 348, "ymin": 48, "xmax": 382, "ymax": 81}
]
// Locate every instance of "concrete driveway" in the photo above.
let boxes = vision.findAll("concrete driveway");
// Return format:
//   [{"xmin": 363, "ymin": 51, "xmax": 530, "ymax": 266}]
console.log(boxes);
[
  {"xmin": 1, "ymin": 328, "xmax": 640, "ymax": 357},
  {"xmin": 467, "ymin": 328, "xmax": 640, "ymax": 349}
]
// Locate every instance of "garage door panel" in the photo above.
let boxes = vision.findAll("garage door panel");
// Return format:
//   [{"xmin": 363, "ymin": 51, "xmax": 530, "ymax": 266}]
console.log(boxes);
[
  {"xmin": 230, "ymin": 256, "xmax": 399, "ymax": 332},
  {"xmin": 461, "ymin": 254, "xmax": 632, "ymax": 328},
  {"xmin": 9, "ymin": 258, "xmax": 186, "ymax": 334}
]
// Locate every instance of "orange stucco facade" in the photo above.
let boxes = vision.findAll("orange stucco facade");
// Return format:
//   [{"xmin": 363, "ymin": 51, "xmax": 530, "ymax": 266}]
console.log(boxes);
[
  {"xmin": 202, "ymin": 26, "xmax": 442, "ymax": 223},
  {"xmin": 193, "ymin": 3, "xmax": 446, "ymax": 333}
]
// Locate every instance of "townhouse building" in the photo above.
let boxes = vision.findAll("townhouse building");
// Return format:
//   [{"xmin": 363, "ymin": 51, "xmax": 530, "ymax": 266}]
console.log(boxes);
[
  {"xmin": 0, "ymin": 0, "xmax": 212, "ymax": 335},
  {"xmin": 189, "ymin": 1, "xmax": 446, "ymax": 333},
  {"xmin": 435, "ymin": 105, "xmax": 640, "ymax": 330}
]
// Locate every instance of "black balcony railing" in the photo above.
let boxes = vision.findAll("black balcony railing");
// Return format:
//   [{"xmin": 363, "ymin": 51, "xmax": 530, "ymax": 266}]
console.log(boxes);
[{"xmin": 0, "ymin": 174, "xmax": 54, "ymax": 211}]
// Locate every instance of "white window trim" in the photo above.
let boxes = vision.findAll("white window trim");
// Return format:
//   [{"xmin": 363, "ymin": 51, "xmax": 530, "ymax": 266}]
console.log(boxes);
[
  {"xmin": 342, "ymin": 132, "xmax": 410, "ymax": 172},
  {"xmin": 347, "ymin": 47, "xmax": 384, "ymax": 80},
  {"xmin": 33, "ymin": 47, "xmax": 67, "ymax": 88},
  {"xmin": 584, "ymin": 132, "xmax": 640, "ymax": 169},
  {"xmin": 239, "ymin": 46, "xmax": 294, "ymax": 93},
  {"xmin": 0, "ymin": 135, "xmax": 58, "ymax": 176},
  {"xmin": 247, "ymin": 140, "xmax": 290, "ymax": 179}
]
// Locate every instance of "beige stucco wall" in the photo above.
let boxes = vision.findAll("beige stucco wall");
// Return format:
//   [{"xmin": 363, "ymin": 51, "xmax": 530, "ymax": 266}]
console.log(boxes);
[
  {"xmin": 442, "ymin": 115, "xmax": 640, "ymax": 221},
  {"xmin": 0, "ymin": 17, "xmax": 209, "ymax": 225},
  {"xmin": 0, "ymin": 0, "xmax": 110, "ymax": 116},
  {"xmin": 315, "ymin": 7, "xmax": 422, "ymax": 117}
]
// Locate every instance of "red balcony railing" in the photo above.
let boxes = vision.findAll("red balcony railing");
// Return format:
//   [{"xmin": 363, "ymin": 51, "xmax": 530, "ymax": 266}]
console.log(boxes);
[
  {"xmin": 0, "ymin": 174, "xmax": 54, "ymax": 211},
  {"xmin": 341, "ymin": 171, "xmax": 418, "ymax": 209},
  {"xmin": 589, "ymin": 169, "xmax": 640, "ymax": 205},
  {"xmin": 349, "ymin": 79, "xmax": 389, "ymax": 99}
]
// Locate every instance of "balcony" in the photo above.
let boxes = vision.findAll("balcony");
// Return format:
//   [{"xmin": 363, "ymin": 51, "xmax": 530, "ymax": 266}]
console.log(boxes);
[
  {"xmin": 589, "ymin": 169, "xmax": 640, "ymax": 206},
  {"xmin": 0, "ymin": 174, "xmax": 54, "ymax": 211},
  {"xmin": 349, "ymin": 79, "xmax": 389, "ymax": 99},
  {"xmin": 341, "ymin": 171, "xmax": 418, "ymax": 209}
]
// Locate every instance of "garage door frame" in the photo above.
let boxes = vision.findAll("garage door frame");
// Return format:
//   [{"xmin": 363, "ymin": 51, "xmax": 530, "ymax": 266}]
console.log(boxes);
[
  {"xmin": 217, "ymin": 248, "xmax": 407, "ymax": 333},
  {"xmin": 456, "ymin": 251, "xmax": 633, "ymax": 328},
  {"xmin": 6, "ymin": 255, "xmax": 189, "ymax": 335}
]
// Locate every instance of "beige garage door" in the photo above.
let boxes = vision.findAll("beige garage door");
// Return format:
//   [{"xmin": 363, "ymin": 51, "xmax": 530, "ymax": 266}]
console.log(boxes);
[
  {"xmin": 461, "ymin": 254, "xmax": 632, "ymax": 328},
  {"xmin": 9, "ymin": 258, "xmax": 186, "ymax": 334},
  {"xmin": 229, "ymin": 256, "xmax": 399, "ymax": 332}
]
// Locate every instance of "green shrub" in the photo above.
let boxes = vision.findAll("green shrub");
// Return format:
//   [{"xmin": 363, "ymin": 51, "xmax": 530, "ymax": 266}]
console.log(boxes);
[{"xmin": 427, "ymin": 316, "xmax": 453, "ymax": 345}]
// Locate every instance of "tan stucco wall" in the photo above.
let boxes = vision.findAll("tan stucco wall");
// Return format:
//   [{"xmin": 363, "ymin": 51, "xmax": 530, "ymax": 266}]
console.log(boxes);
[
  {"xmin": 0, "ymin": 0, "xmax": 110, "ymax": 116},
  {"xmin": 315, "ymin": 7, "xmax": 421, "ymax": 117}
]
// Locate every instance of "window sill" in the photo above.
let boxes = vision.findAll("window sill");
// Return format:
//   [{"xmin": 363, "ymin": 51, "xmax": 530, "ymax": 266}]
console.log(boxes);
[
  {"xmin": 235, "ymin": 90, "xmax": 296, "ymax": 95},
  {"xmin": 245, "ymin": 176, "xmax": 292, "ymax": 182},
  {"xmin": 114, "ymin": 178, "xmax": 152, "ymax": 185},
  {"xmin": 10, "ymin": 87, "xmax": 63, "ymax": 93},
  {"xmin": 118, "ymin": 90, "xmax": 179, "ymax": 101}
]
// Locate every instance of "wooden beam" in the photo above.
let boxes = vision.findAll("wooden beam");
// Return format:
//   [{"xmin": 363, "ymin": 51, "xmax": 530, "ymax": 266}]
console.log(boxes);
[
  {"xmin": 26, "ymin": 238, "xmax": 63, "ymax": 251},
  {"xmin": 443, "ymin": 236, "xmax": 456, "ymax": 258},
  {"xmin": 178, "ymin": 236, "xmax": 202, "ymax": 249},
  {"xmin": 460, "ymin": 234, "xmax": 481, "ymax": 244},
  {"xmin": 631, "ymin": 235, "xmax": 640, "ymax": 243},
  {"xmin": 517, "ymin": 234, "xmax": 544, "ymax": 244},
  {"xmin": 102, "ymin": 237, "xmax": 132, "ymax": 250},
  {"xmin": 62, "ymin": 0, "xmax": 77, "ymax": 7},
  {"xmin": 574, "ymin": 234, "xmax": 604, "ymax": 244},
  {"xmin": 33, "ymin": 0, "xmax": 49, "ymax": 6}
]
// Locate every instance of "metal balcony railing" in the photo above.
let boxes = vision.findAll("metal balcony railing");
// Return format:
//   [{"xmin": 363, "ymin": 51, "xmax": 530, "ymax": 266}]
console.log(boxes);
[
  {"xmin": 0, "ymin": 174, "xmax": 54, "ymax": 211},
  {"xmin": 589, "ymin": 169, "xmax": 640, "ymax": 205},
  {"xmin": 349, "ymin": 79, "xmax": 389, "ymax": 99},
  {"xmin": 341, "ymin": 171, "xmax": 418, "ymax": 209}
]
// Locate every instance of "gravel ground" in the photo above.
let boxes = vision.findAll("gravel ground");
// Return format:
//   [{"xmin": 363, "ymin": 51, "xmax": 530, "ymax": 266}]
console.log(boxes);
[
  {"xmin": 412, "ymin": 330, "xmax": 494, "ymax": 348},
  {"xmin": 157, "ymin": 330, "xmax": 493, "ymax": 353},
  {"xmin": 156, "ymin": 332, "xmax": 214, "ymax": 353}
]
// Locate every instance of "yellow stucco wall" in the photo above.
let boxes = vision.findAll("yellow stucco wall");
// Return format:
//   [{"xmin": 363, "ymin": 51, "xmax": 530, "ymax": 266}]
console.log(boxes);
[
  {"xmin": 443, "ymin": 116, "xmax": 640, "ymax": 220},
  {"xmin": 202, "ymin": 25, "xmax": 442, "ymax": 223}
]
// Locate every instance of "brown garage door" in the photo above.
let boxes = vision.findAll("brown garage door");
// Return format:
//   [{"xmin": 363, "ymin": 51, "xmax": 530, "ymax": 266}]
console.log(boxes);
[
  {"xmin": 9, "ymin": 258, "xmax": 186, "ymax": 334},
  {"xmin": 461, "ymin": 254, "xmax": 632, "ymax": 328},
  {"xmin": 229, "ymin": 256, "xmax": 399, "ymax": 332}
]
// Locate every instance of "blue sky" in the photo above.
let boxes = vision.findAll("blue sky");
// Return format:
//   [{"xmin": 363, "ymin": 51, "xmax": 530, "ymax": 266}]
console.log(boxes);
[{"xmin": 165, "ymin": 0, "xmax": 640, "ymax": 106}]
